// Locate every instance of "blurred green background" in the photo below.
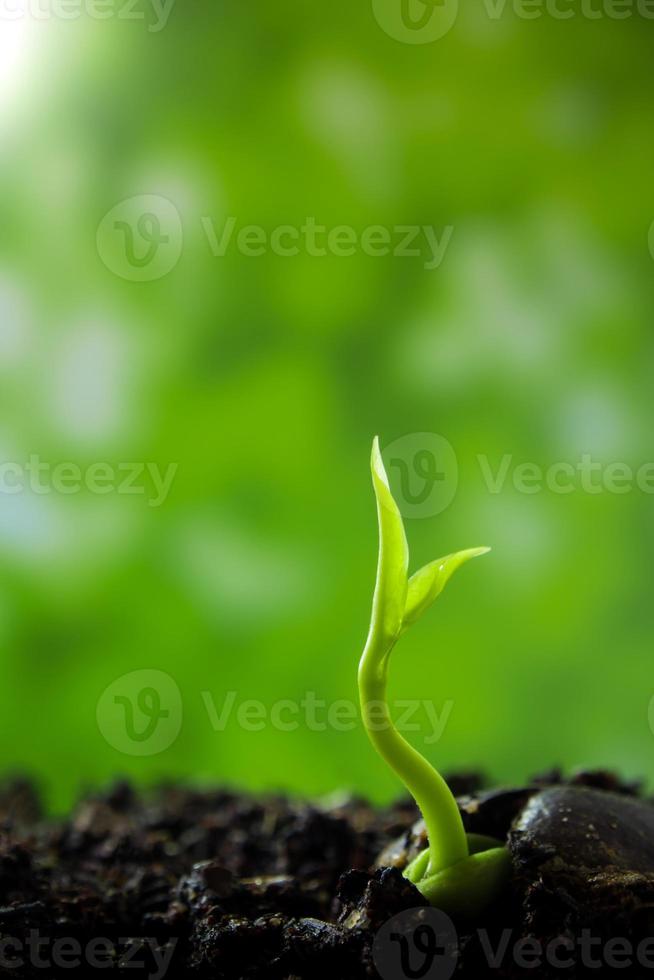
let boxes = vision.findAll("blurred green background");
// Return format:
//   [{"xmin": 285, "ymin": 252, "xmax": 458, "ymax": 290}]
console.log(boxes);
[{"xmin": 1, "ymin": 0, "xmax": 653, "ymax": 813}]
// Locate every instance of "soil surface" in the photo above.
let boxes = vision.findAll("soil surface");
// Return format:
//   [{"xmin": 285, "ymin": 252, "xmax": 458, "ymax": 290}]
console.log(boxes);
[{"xmin": 0, "ymin": 770, "xmax": 651, "ymax": 978}]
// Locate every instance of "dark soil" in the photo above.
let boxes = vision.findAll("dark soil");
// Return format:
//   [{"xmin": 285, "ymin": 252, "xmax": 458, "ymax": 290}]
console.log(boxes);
[{"xmin": 0, "ymin": 770, "xmax": 652, "ymax": 978}]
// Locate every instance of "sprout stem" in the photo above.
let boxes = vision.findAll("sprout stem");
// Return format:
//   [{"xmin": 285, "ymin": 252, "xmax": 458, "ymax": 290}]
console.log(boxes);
[
  {"xmin": 359, "ymin": 629, "xmax": 469, "ymax": 875},
  {"xmin": 358, "ymin": 436, "xmax": 489, "ymax": 878}
]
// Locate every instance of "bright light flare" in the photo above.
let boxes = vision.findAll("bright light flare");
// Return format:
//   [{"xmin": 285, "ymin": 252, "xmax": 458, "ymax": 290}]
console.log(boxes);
[{"xmin": 0, "ymin": 4, "xmax": 39, "ymax": 118}]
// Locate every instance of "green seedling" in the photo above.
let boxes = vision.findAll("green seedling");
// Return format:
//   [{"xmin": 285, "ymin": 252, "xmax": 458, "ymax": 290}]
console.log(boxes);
[{"xmin": 358, "ymin": 438, "xmax": 510, "ymax": 918}]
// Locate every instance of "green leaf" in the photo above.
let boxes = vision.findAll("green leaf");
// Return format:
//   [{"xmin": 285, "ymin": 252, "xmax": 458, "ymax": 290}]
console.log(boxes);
[
  {"xmin": 369, "ymin": 436, "xmax": 409, "ymax": 642},
  {"xmin": 402, "ymin": 547, "xmax": 490, "ymax": 630}
]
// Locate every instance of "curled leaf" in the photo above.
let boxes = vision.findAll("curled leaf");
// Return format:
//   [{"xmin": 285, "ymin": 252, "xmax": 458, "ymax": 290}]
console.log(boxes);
[
  {"xmin": 369, "ymin": 436, "xmax": 409, "ymax": 642},
  {"xmin": 402, "ymin": 547, "xmax": 490, "ymax": 630}
]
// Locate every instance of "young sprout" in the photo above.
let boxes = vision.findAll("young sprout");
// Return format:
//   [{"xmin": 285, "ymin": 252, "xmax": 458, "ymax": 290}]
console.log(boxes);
[{"xmin": 358, "ymin": 438, "xmax": 510, "ymax": 918}]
